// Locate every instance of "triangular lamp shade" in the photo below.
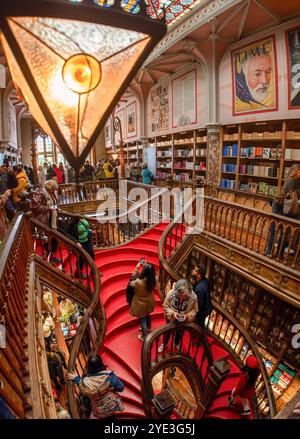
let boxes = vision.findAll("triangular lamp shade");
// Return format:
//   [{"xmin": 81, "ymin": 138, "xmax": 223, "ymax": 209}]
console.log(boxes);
[{"xmin": 0, "ymin": 13, "xmax": 164, "ymax": 169}]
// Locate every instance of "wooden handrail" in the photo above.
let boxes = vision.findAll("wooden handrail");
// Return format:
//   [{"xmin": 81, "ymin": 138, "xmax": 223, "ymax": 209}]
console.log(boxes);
[
  {"xmin": 0, "ymin": 213, "xmax": 33, "ymax": 418},
  {"xmin": 29, "ymin": 218, "xmax": 105, "ymax": 418},
  {"xmin": 157, "ymin": 196, "xmax": 277, "ymax": 418},
  {"xmin": 141, "ymin": 323, "xmax": 214, "ymax": 419}
]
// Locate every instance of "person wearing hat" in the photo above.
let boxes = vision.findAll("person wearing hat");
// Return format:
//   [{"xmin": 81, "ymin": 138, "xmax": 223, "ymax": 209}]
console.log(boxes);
[{"xmin": 227, "ymin": 354, "xmax": 260, "ymax": 416}]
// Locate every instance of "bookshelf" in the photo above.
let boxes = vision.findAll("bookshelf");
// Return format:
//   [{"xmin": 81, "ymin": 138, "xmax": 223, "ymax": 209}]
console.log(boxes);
[
  {"xmin": 153, "ymin": 128, "xmax": 207, "ymax": 187},
  {"xmin": 219, "ymin": 120, "xmax": 300, "ymax": 200}
]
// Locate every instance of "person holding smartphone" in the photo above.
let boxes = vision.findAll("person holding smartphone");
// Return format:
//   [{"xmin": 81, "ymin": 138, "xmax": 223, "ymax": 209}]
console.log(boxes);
[
  {"xmin": 129, "ymin": 258, "xmax": 156, "ymax": 342},
  {"xmin": 158, "ymin": 279, "xmax": 198, "ymax": 352}
]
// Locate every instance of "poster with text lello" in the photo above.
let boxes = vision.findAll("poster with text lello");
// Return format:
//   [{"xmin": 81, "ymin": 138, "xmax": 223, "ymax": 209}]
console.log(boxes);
[
  {"xmin": 286, "ymin": 26, "xmax": 300, "ymax": 109},
  {"xmin": 126, "ymin": 102, "xmax": 137, "ymax": 138},
  {"xmin": 231, "ymin": 36, "xmax": 278, "ymax": 116}
]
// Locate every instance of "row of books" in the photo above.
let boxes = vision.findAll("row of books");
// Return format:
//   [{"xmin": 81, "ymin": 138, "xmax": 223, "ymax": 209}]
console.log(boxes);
[
  {"xmin": 157, "ymin": 151, "xmax": 172, "ymax": 157},
  {"xmin": 285, "ymin": 148, "xmax": 300, "ymax": 159},
  {"xmin": 196, "ymin": 148, "xmax": 207, "ymax": 156},
  {"xmin": 195, "ymin": 162, "xmax": 206, "ymax": 170},
  {"xmin": 220, "ymin": 179, "xmax": 236, "ymax": 189},
  {"xmin": 242, "ymin": 131, "xmax": 282, "ymax": 140},
  {"xmin": 157, "ymin": 163, "xmax": 172, "ymax": 169},
  {"xmin": 156, "ymin": 171, "xmax": 172, "ymax": 179},
  {"xmin": 174, "ymin": 138, "xmax": 193, "ymax": 145},
  {"xmin": 174, "ymin": 173, "xmax": 192, "ymax": 182},
  {"xmin": 240, "ymin": 147, "xmax": 280, "ymax": 158},
  {"xmin": 239, "ymin": 165, "xmax": 278, "ymax": 177},
  {"xmin": 286, "ymin": 131, "xmax": 300, "ymax": 139},
  {"xmin": 174, "ymin": 161, "xmax": 193, "ymax": 169},
  {"xmin": 222, "ymin": 164, "xmax": 237, "ymax": 172},
  {"xmin": 239, "ymin": 182, "xmax": 277, "ymax": 197},
  {"xmin": 174, "ymin": 150, "xmax": 193, "ymax": 157},
  {"xmin": 222, "ymin": 144, "xmax": 238, "ymax": 157}
]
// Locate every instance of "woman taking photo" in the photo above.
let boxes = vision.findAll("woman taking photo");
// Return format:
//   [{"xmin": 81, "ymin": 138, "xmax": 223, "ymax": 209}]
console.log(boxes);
[{"xmin": 129, "ymin": 259, "xmax": 156, "ymax": 342}]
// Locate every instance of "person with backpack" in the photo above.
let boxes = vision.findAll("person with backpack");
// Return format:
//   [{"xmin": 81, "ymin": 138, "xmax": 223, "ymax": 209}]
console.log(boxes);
[
  {"xmin": 66, "ymin": 215, "xmax": 94, "ymax": 279},
  {"xmin": 129, "ymin": 259, "xmax": 156, "ymax": 342},
  {"xmin": 227, "ymin": 355, "xmax": 260, "ymax": 416},
  {"xmin": 67, "ymin": 355, "xmax": 124, "ymax": 419},
  {"xmin": 103, "ymin": 160, "xmax": 114, "ymax": 179},
  {"xmin": 191, "ymin": 265, "xmax": 212, "ymax": 329}
]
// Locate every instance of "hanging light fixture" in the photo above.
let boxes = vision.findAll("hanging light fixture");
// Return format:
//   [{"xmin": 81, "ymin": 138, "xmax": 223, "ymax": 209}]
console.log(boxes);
[{"xmin": 0, "ymin": 0, "xmax": 166, "ymax": 172}]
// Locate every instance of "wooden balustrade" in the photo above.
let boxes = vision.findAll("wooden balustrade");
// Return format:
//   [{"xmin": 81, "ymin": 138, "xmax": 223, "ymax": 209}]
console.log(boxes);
[
  {"xmin": 157, "ymin": 199, "xmax": 277, "ymax": 418},
  {"xmin": 58, "ymin": 179, "xmax": 120, "ymax": 205},
  {"xmin": 29, "ymin": 217, "xmax": 104, "ymax": 419},
  {"xmin": 141, "ymin": 323, "xmax": 213, "ymax": 419},
  {"xmin": 0, "ymin": 213, "xmax": 33, "ymax": 418}
]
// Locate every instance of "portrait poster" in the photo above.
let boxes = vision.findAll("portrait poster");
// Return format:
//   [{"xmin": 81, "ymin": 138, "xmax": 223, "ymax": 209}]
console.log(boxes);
[
  {"xmin": 151, "ymin": 85, "xmax": 169, "ymax": 133},
  {"xmin": 172, "ymin": 70, "xmax": 197, "ymax": 128},
  {"xmin": 286, "ymin": 26, "xmax": 300, "ymax": 109},
  {"xmin": 115, "ymin": 109, "xmax": 124, "ymax": 145},
  {"xmin": 231, "ymin": 36, "xmax": 278, "ymax": 116},
  {"xmin": 126, "ymin": 102, "xmax": 137, "ymax": 138},
  {"xmin": 105, "ymin": 120, "xmax": 111, "ymax": 147}
]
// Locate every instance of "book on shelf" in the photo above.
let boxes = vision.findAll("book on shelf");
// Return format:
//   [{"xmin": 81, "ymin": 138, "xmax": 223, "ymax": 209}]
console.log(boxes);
[
  {"xmin": 286, "ymin": 131, "xmax": 300, "ymax": 139},
  {"xmin": 222, "ymin": 144, "xmax": 238, "ymax": 157},
  {"xmin": 285, "ymin": 148, "xmax": 300, "ymax": 160},
  {"xmin": 221, "ymin": 179, "xmax": 236, "ymax": 190}
]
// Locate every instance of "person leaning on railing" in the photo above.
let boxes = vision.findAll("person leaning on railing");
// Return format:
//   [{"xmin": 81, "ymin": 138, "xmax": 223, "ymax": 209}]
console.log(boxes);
[
  {"xmin": 266, "ymin": 164, "xmax": 300, "ymax": 257},
  {"xmin": 158, "ymin": 279, "xmax": 198, "ymax": 353}
]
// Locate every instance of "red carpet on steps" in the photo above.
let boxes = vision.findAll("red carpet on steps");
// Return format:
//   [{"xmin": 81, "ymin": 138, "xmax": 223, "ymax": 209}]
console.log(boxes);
[{"xmin": 94, "ymin": 223, "xmax": 253, "ymax": 420}]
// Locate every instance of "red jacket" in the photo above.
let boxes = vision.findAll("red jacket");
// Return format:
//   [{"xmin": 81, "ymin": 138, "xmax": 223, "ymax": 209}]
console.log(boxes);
[
  {"xmin": 54, "ymin": 168, "xmax": 63, "ymax": 184},
  {"xmin": 233, "ymin": 371, "xmax": 256, "ymax": 399}
]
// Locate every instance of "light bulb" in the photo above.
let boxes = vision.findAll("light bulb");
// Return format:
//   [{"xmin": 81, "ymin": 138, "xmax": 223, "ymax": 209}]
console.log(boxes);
[{"xmin": 62, "ymin": 54, "xmax": 101, "ymax": 94}]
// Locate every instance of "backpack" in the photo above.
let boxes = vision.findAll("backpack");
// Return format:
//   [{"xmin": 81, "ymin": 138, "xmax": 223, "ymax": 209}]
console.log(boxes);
[
  {"xmin": 107, "ymin": 165, "xmax": 113, "ymax": 173},
  {"xmin": 79, "ymin": 372, "xmax": 124, "ymax": 419},
  {"xmin": 126, "ymin": 276, "xmax": 136, "ymax": 305}
]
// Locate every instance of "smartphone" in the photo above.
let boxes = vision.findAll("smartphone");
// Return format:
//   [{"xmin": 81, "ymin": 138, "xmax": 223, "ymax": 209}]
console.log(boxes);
[{"xmin": 140, "ymin": 258, "xmax": 146, "ymax": 265}]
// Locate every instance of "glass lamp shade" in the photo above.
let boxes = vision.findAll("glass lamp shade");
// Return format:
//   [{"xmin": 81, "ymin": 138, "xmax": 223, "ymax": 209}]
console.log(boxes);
[{"xmin": 0, "ymin": 3, "xmax": 166, "ymax": 170}]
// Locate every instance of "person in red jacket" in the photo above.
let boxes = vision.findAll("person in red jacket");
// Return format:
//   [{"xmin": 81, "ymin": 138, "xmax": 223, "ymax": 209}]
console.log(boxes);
[
  {"xmin": 227, "ymin": 355, "xmax": 260, "ymax": 416},
  {"xmin": 53, "ymin": 164, "xmax": 63, "ymax": 184}
]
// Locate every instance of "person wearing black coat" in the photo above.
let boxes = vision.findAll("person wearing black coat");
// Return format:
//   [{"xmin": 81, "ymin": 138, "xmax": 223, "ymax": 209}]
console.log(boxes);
[{"xmin": 191, "ymin": 265, "xmax": 212, "ymax": 329}]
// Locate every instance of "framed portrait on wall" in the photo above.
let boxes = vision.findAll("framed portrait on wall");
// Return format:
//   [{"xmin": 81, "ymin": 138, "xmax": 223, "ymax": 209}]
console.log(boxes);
[
  {"xmin": 285, "ymin": 26, "xmax": 300, "ymax": 110},
  {"xmin": 231, "ymin": 35, "xmax": 278, "ymax": 116},
  {"xmin": 126, "ymin": 102, "xmax": 137, "ymax": 138},
  {"xmin": 115, "ymin": 108, "xmax": 124, "ymax": 144},
  {"xmin": 172, "ymin": 70, "xmax": 197, "ymax": 128}
]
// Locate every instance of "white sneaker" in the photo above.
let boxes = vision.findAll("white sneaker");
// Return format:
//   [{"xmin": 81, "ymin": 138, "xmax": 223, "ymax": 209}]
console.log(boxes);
[
  {"xmin": 158, "ymin": 343, "xmax": 164, "ymax": 353},
  {"xmin": 284, "ymin": 247, "xmax": 295, "ymax": 255}
]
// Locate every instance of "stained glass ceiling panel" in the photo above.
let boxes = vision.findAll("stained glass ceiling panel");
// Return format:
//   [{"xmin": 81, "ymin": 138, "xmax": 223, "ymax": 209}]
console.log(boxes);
[{"xmin": 145, "ymin": 0, "xmax": 205, "ymax": 26}]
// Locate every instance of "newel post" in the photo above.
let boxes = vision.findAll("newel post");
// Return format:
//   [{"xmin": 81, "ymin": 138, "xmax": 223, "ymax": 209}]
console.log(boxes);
[{"xmin": 193, "ymin": 358, "xmax": 231, "ymax": 418}]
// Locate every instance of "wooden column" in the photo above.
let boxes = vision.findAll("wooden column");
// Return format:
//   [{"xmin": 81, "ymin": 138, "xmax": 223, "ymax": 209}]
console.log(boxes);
[
  {"xmin": 206, "ymin": 124, "xmax": 222, "ymax": 196},
  {"xmin": 194, "ymin": 358, "xmax": 231, "ymax": 418}
]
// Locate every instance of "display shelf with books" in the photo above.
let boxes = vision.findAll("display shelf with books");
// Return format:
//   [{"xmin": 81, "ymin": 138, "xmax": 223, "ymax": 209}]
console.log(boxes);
[
  {"xmin": 194, "ymin": 129, "xmax": 207, "ymax": 177},
  {"xmin": 218, "ymin": 120, "xmax": 300, "ymax": 202}
]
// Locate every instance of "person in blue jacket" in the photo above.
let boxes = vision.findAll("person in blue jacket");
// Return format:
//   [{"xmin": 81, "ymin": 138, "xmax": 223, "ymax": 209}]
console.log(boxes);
[
  {"xmin": 191, "ymin": 265, "xmax": 212, "ymax": 329},
  {"xmin": 141, "ymin": 162, "xmax": 154, "ymax": 185}
]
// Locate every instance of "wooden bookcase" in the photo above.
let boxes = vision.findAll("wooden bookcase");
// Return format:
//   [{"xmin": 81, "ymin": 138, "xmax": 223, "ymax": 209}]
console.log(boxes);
[
  {"xmin": 152, "ymin": 128, "xmax": 207, "ymax": 187},
  {"xmin": 219, "ymin": 119, "xmax": 300, "ymax": 201}
]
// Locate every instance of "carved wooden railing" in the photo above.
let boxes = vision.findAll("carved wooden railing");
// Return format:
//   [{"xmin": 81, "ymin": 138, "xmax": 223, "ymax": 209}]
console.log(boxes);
[
  {"xmin": 58, "ymin": 179, "xmax": 120, "ymax": 205},
  {"xmin": 157, "ymin": 198, "xmax": 277, "ymax": 418},
  {"xmin": 141, "ymin": 323, "xmax": 213, "ymax": 419},
  {"xmin": 29, "ymin": 218, "xmax": 105, "ymax": 419},
  {"xmin": 0, "ymin": 213, "xmax": 32, "ymax": 418},
  {"xmin": 58, "ymin": 181, "xmax": 173, "ymax": 248},
  {"xmin": 204, "ymin": 197, "xmax": 300, "ymax": 271}
]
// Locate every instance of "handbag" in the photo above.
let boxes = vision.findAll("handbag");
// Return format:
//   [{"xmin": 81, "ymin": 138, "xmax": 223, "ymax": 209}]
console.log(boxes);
[
  {"xmin": 126, "ymin": 276, "xmax": 136, "ymax": 305},
  {"xmin": 283, "ymin": 191, "xmax": 300, "ymax": 218}
]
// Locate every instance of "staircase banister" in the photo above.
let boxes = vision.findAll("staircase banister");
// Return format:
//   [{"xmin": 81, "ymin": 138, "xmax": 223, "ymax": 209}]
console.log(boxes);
[
  {"xmin": 210, "ymin": 301, "xmax": 277, "ymax": 418},
  {"xmin": 205, "ymin": 196, "xmax": 300, "ymax": 227},
  {"xmin": 0, "ymin": 212, "xmax": 25, "ymax": 278}
]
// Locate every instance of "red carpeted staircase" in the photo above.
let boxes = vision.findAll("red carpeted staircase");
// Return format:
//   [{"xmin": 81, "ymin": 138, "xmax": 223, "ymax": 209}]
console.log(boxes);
[{"xmin": 94, "ymin": 224, "xmax": 252, "ymax": 419}]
